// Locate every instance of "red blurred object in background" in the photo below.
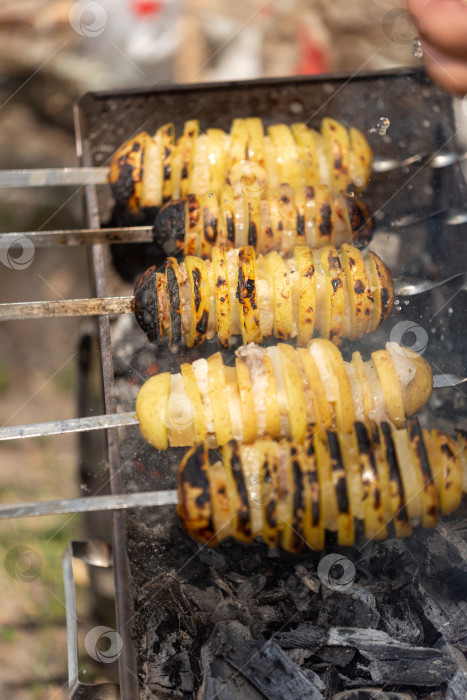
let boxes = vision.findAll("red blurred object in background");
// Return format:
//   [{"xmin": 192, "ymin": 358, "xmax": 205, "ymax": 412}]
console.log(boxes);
[
  {"xmin": 296, "ymin": 24, "xmax": 332, "ymax": 75},
  {"xmin": 131, "ymin": 0, "xmax": 164, "ymax": 17}
]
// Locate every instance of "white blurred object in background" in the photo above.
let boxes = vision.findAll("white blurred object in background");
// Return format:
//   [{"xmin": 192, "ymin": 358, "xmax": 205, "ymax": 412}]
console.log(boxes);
[{"xmin": 75, "ymin": 0, "xmax": 181, "ymax": 86}]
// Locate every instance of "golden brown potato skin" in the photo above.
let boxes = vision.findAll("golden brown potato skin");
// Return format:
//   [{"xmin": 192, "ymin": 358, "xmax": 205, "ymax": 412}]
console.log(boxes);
[
  {"xmin": 177, "ymin": 421, "xmax": 465, "ymax": 551},
  {"xmin": 134, "ymin": 244, "xmax": 394, "ymax": 350}
]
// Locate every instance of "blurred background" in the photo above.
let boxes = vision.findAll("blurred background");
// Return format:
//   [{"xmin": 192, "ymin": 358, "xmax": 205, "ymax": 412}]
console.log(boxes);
[{"xmin": 0, "ymin": 1, "xmax": 420, "ymax": 697}]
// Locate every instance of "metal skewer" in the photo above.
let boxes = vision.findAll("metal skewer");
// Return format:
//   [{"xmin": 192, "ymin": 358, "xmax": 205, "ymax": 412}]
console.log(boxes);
[
  {"xmin": 0, "ymin": 490, "xmax": 178, "ymax": 520},
  {"xmin": 0, "ymin": 371, "xmax": 463, "ymax": 444},
  {"xmin": 0, "ymin": 226, "xmax": 154, "ymax": 248}
]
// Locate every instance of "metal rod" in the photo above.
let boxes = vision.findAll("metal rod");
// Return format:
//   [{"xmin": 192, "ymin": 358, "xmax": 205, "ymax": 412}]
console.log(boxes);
[
  {"xmin": 0, "ymin": 166, "xmax": 110, "ymax": 188},
  {"xmin": 0, "ymin": 296, "xmax": 134, "ymax": 321},
  {"xmin": 0, "ymin": 411, "xmax": 138, "ymax": 440},
  {"xmin": 0, "ymin": 490, "xmax": 178, "ymax": 520},
  {"xmin": 0, "ymin": 226, "xmax": 153, "ymax": 248}
]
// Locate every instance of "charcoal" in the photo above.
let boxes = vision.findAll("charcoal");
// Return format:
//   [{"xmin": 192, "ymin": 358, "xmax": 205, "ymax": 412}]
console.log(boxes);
[
  {"xmin": 359, "ymin": 644, "xmax": 456, "ymax": 686},
  {"xmin": 379, "ymin": 601, "xmax": 424, "ymax": 646},
  {"xmin": 143, "ymin": 628, "xmax": 194, "ymax": 698},
  {"xmin": 182, "ymin": 584, "xmax": 223, "ymax": 614},
  {"xmin": 326, "ymin": 627, "xmax": 401, "ymax": 649},
  {"xmin": 198, "ymin": 545, "xmax": 230, "ymax": 574},
  {"xmin": 301, "ymin": 667, "xmax": 326, "ymax": 691},
  {"xmin": 218, "ymin": 637, "xmax": 325, "ymax": 700},
  {"xmin": 321, "ymin": 665, "xmax": 343, "ymax": 699},
  {"xmin": 409, "ymin": 523, "xmax": 467, "ymax": 649},
  {"xmin": 198, "ymin": 622, "xmax": 264, "ymax": 700},
  {"xmin": 294, "ymin": 564, "xmax": 321, "ymax": 593},
  {"xmin": 286, "ymin": 647, "xmax": 316, "ymax": 666},
  {"xmin": 257, "ymin": 588, "xmax": 287, "ymax": 605},
  {"xmin": 318, "ymin": 586, "xmax": 380, "ymax": 629},
  {"xmin": 433, "ymin": 639, "xmax": 467, "ymax": 700},
  {"xmin": 276, "ymin": 623, "xmax": 326, "ymax": 651},
  {"xmin": 210, "ymin": 599, "xmax": 255, "ymax": 626},
  {"xmin": 238, "ymin": 552, "xmax": 263, "ymax": 573},
  {"xmin": 316, "ymin": 646, "xmax": 356, "ymax": 667},
  {"xmin": 331, "ymin": 691, "xmax": 415, "ymax": 699},
  {"xmin": 252, "ymin": 604, "xmax": 283, "ymax": 625},
  {"xmin": 236, "ymin": 573, "xmax": 267, "ymax": 599},
  {"xmin": 285, "ymin": 574, "xmax": 315, "ymax": 611}
]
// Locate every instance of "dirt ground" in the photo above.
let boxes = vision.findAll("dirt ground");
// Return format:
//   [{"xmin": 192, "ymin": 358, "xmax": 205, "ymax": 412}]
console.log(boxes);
[{"xmin": 0, "ymin": 1, "xmax": 419, "ymax": 698}]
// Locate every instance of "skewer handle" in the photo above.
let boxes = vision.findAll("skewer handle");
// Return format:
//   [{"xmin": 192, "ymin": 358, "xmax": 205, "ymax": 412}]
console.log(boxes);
[
  {"xmin": 0, "ymin": 296, "xmax": 134, "ymax": 321},
  {"xmin": 0, "ymin": 490, "xmax": 179, "ymax": 520}
]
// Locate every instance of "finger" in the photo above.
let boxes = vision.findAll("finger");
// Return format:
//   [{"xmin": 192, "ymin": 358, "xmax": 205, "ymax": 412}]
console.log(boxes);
[
  {"xmin": 406, "ymin": 0, "xmax": 467, "ymax": 60},
  {"xmin": 420, "ymin": 37, "xmax": 467, "ymax": 94}
]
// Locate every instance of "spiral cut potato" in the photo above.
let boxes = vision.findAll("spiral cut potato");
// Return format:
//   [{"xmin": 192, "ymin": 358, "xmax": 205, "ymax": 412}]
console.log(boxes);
[
  {"xmin": 135, "ymin": 339, "xmax": 433, "ymax": 451},
  {"xmin": 134, "ymin": 244, "xmax": 394, "ymax": 351},
  {"xmin": 154, "ymin": 184, "xmax": 374, "ymax": 258},
  {"xmin": 108, "ymin": 117, "xmax": 373, "ymax": 219},
  {"xmin": 177, "ymin": 421, "xmax": 467, "ymax": 552}
]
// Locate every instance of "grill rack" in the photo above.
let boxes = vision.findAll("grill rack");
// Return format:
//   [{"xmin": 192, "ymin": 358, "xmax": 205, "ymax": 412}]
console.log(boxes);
[{"xmin": 1, "ymin": 67, "xmax": 467, "ymax": 699}]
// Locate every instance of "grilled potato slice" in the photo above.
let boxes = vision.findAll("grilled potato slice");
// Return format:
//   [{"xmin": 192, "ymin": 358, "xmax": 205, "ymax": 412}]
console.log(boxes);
[
  {"xmin": 265, "ymin": 250, "xmax": 293, "ymax": 340},
  {"xmin": 291, "ymin": 123, "xmax": 320, "ymax": 187},
  {"xmin": 349, "ymin": 127, "xmax": 373, "ymax": 190},
  {"xmin": 340, "ymin": 243, "xmax": 373, "ymax": 340},
  {"xmin": 135, "ymin": 372, "xmax": 171, "ymax": 450},
  {"xmin": 295, "ymin": 245, "xmax": 316, "ymax": 347},
  {"xmin": 180, "ymin": 362, "xmax": 207, "ymax": 443},
  {"xmin": 236, "ymin": 356, "xmax": 258, "ymax": 444},
  {"xmin": 278, "ymin": 343, "xmax": 308, "ymax": 444},
  {"xmin": 300, "ymin": 435, "xmax": 325, "ymax": 550},
  {"xmin": 237, "ymin": 245, "xmax": 261, "ymax": 344},
  {"xmin": 322, "ymin": 117, "xmax": 351, "ymax": 194},
  {"xmin": 178, "ymin": 442, "xmax": 217, "ymax": 545},
  {"xmin": 207, "ymin": 352, "xmax": 234, "ymax": 446},
  {"xmin": 211, "ymin": 245, "xmax": 231, "ymax": 348},
  {"xmin": 371, "ymin": 349, "xmax": 406, "ymax": 427},
  {"xmin": 355, "ymin": 422, "xmax": 387, "ymax": 541},
  {"xmin": 184, "ymin": 256, "xmax": 209, "ymax": 347}
]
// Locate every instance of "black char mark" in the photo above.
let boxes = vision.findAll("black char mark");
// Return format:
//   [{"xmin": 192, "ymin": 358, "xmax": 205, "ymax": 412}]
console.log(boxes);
[
  {"xmin": 230, "ymin": 441, "xmax": 251, "ymax": 539},
  {"xmin": 345, "ymin": 196, "xmax": 374, "ymax": 247},
  {"xmin": 191, "ymin": 267, "xmax": 202, "ymax": 313},
  {"xmin": 380, "ymin": 422, "xmax": 410, "ymax": 525},
  {"xmin": 179, "ymin": 443, "xmax": 215, "ymax": 541},
  {"xmin": 112, "ymin": 161, "xmax": 135, "ymax": 206},
  {"xmin": 318, "ymin": 203, "xmax": 333, "ymax": 238},
  {"xmin": 153, "ymin": 201, "xmax": 186, "ymax": 255},
  {"xmin": 290, "ymin": 447, "xmax": 305, "ymax": 551},
  {"xmin": 327, "ymin": 431, "xmax": 349, "ymax": 514},
  {"xmin": 203, "ymin": 205, "xmax": 218, "ymax": 244},
  {"xmin": 166, "ymin": 260, "xmax": 182, "ymax": 348},
  {"xmin": 355, "ymin": 421, "xmax": 381, "ymax": 511},
  {"xmin": 134, "ymin": 266, "xmax": 161, "ymax": 344}
]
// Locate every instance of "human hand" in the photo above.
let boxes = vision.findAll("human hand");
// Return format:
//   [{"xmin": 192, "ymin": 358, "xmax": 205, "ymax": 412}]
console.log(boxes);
[{"xmin": 406, "ymin": 0, "xmax": 467, "ymax": 94}]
